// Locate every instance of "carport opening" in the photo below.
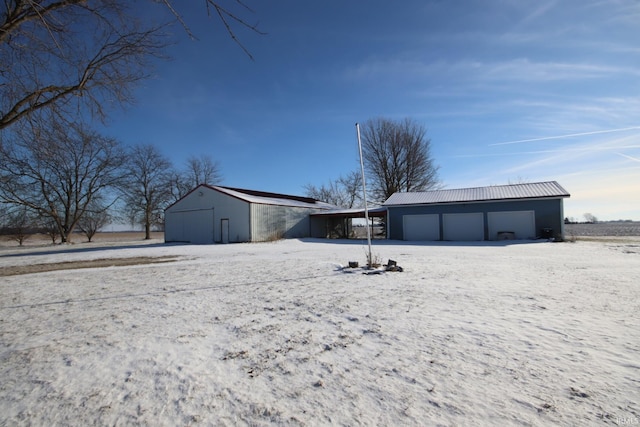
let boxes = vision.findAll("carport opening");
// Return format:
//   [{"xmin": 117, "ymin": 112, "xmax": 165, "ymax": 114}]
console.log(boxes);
[{"xmin": 311, "ymin": 208, "xmax": 387, "ymax": 239}]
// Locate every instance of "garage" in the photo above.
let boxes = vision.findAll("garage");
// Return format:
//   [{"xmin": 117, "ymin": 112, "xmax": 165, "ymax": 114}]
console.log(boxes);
[
  {"xmin": 443, "ymin": 212, "xmax": 484, "ymax": 241},
  {"xmin": 383, "ymin": 181, "xmax": 570, "ymax": 241},
  {"xmin": 165, "ymin": 185, "xmax": 335, "ymax": 244},
  {"xmin": 403, "ymin": 214, "xmax": 439, "ymax": 241},
  {"xmin": 488, "ymin": 210, "xmax": 536, "ymax": 240}
]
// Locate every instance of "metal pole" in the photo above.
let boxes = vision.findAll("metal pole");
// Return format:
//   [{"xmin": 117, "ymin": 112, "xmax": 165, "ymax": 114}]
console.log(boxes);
[{"xmin": 355, "ymin": 123, "xmax": 372, "ymax": 267}]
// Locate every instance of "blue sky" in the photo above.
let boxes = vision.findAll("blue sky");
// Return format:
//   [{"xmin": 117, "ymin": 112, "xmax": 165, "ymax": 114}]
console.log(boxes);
[{"xmin": 103, "ymin": 0, "xmax": 640, "ymax": 221}]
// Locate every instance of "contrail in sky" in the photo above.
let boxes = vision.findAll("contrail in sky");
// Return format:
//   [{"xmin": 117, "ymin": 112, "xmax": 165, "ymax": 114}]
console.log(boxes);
[
  {"xmin": 490, "ymin": 126, "xmax": 640, "ymax": 146},
  {"xmin": 452, "ymin": 145, "xmax": 640, "ymax": 158},
  {"xmin": 616, "ymin": 152, "xmax": 640, "ymax": 163}
]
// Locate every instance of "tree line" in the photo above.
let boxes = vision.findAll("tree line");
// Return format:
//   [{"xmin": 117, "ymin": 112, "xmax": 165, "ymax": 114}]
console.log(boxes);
[{"xmin": 0, "ymin": 114, "xmax": 222, "ymax": 243}]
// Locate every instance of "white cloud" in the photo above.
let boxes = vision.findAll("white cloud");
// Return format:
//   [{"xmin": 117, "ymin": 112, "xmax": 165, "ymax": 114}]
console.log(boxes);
[{"xmin": 479, "ymin": 58, "xmax": 639, "ymax": 82}]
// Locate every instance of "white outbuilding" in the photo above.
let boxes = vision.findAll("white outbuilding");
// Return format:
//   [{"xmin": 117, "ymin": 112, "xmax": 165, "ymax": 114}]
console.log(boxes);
[{"xmin": 164, "ymin": 185, "xmax": 336, "ymax": 244}]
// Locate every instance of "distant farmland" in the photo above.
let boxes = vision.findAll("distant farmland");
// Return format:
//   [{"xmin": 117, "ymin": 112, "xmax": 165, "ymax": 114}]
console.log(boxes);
[{"xmin": 565, "ymin": 222, "xmax": 640, "ymax": 237}]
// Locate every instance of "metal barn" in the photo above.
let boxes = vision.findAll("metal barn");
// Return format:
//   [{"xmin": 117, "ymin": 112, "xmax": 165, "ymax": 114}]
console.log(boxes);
[
  {"xmin": 164, "ymin": 185, "xmax": 336, "ymax": 244},
  {"xmin": 384, "ymin": 181, "xmax": 570, "ymax": 241}
]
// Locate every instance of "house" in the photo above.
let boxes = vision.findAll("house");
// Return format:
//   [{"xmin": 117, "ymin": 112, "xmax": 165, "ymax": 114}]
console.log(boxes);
[
  {"xmin": 383, "ymin": 181, "xmax": 570, "ymax": 241},
  {"xmin": 164, "ymin": 185, "xmax": 336, "ymax": 244}
]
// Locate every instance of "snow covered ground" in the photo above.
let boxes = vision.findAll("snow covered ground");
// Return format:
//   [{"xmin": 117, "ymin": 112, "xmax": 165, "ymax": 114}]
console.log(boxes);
[{"xmin": 1, "ymin": 238, "xmax": 639, "ymax": 426}]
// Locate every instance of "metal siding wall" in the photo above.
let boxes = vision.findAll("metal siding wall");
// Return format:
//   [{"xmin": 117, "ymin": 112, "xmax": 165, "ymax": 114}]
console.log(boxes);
[
  {"xmin": 286, "ymin": 207, "xmax": 311, "ymax": 238},
  {"xmin": 487, "ymin": 211, "xmax": 535, "ymax": 240},
  {"xmin": 309, "ymin": 216, "xmax": 328, "ymax": 238},
  {"xmin": 250, "ymin": 205, "xmax": 313, "ymax": 242},
  {"xmin": 251, "ymin": 204, "xmax": 284, "ymax": 242},
  {"xmin": 531, "ymin": 199, "xmax": 565, "ymax": 239}
]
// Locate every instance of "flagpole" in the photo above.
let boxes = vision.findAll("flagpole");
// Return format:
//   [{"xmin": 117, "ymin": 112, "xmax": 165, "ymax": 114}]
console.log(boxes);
[{"xmin": 355, "ymin": 123, "xmax": 372, "ymax": 267}]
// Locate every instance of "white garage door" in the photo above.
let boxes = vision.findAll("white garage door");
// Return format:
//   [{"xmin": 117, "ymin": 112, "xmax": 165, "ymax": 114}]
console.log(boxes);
[
  {"xmin": 403, "ymin": 214, "xmax": 440, "ymax": 241},
  {"xmin": 443, "ymin": 213, "xmax": 484, "ymax": 241},
  {"xmin": 488, "ymin": 211, "xmax": 535, "ymax": 240},
  {"xmin": 166, "ymin": 209, "xmax": 214, "ymax": 244}
]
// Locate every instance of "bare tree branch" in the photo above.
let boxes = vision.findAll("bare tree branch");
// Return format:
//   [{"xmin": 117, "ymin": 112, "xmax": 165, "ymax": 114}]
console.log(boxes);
[
  {"xmin": 207, "ymin": 0, "xmax": 265, "ymax": 60},
  {"xmin": 1, "ymin": 0, "xmax": 263, "ymax": 130},
  {"xmin": 1, "ymin": 1, "xmax": 169, "ymax": 129}
]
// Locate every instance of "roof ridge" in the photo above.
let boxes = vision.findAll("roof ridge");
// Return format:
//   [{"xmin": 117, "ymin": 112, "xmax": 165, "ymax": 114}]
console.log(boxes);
[
  {"xmin": 383, "ymin": 181, "xmax": 569, "ymax": 206},
  {"xmin": 408, "ymin": 180, "xmax": 560, "ymax": 194}
]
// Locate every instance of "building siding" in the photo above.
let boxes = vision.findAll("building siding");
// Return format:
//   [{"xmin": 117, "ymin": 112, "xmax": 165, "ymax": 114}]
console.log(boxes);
[
  {"xmin": 166, "ymin": 185, "xmax": 326, "ymax": 243},
  {"xmin": 250, "ymin": 204, "xmax": 312, "ymax": 242},
  {"xmin": 388, "ymin": 198, "xmax": 565, "ymax": 240}
]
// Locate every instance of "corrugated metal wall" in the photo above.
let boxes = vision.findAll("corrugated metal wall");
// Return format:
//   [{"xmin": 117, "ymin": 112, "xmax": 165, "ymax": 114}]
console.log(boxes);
[{"xmin": 250, "ymin": 204, "xmax": 312, "ymax": 241}]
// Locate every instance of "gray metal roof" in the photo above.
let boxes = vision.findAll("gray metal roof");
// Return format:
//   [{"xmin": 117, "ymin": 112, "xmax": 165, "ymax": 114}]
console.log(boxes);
[{"xmin": 383, "ymin": 181, "xmax": 570, "ymax": 206}]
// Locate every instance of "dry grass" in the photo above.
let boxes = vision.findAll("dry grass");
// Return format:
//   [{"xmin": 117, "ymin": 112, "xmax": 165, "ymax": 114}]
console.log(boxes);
[
  {"xmin": 0, "ymin": 256, "xmax": 179, "ymax": 277},
  {"xmin": 0, "ymin": 231, "xmax": 172, "ymax": 276}
]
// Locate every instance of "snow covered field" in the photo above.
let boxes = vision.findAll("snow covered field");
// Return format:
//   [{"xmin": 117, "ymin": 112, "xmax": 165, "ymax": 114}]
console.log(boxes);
[
  {"xmin": 565, "ymin": 222, "xmax": 640, "ymax": 238},
  {"xmin": 1, "ymin": 238, "xmax": 639, "ymax": 426}
]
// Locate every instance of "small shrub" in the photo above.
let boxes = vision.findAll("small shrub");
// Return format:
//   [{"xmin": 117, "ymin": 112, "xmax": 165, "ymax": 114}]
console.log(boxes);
[{"xmin": 364, "ymin": 249, "xmax": 382, "ymax": 268}]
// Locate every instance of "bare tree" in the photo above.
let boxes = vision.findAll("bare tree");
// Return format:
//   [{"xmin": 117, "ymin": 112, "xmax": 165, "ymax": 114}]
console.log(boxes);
[
  {"xmin": 120, "ymin": 144, "xmax": 173, "ymax": 239},
  {"xmin": 39, "ymin": 216, "xmax": 61, "ymax": 244},
  {"xmin": 184, "ymin": 154, "xmax": 223, "ymax": 187},
  {"xmin": 360, "ymin": 117, "xmax": 440, "ymax": 203},
  {"xmin": 78, "ymin": 201, "xmax": 111, "ymax": 242},
  {"xmin": 1, "ymin": 1, "xmax": 263, "ymax": 130},
  {"xmin": 166, "ymin": 154, "xmax": 223, "ymax": 203},
  {"xmin": 4, "ymin": 206, "xmax": 35, "ymax": 246},
  {"xmin": 0, "ymin": 116, "xmax": 127, "ymax": 242},
  {"xmin": 166, "ymin": 170, "xmax": 190, "ymax": 203},
  {"xmin": 304, "ymin": 171, "xmax": 362, "ymax": 208},
  {"xmin": 338, "ymin": 171, "xmax": 364, "ymax": 209}
]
